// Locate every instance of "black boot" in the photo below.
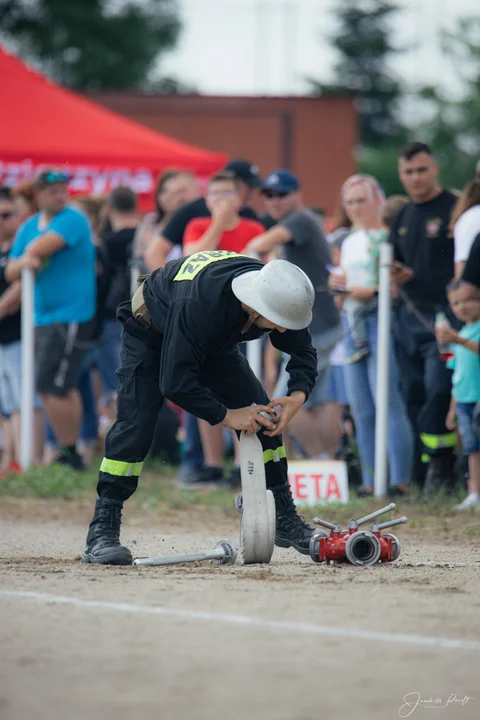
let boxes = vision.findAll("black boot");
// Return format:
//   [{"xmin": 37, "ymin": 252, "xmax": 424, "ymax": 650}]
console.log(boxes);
[
  {"xmin": 56, "ymin": 448, "xmax": 86, "ymax": 472},
  {"xmin": 422, "ymin": 452, "xmax": 455, "ymax": 500},
  {"xmin": 82, "ymin": 498, "xmax": 132, "ymax": 565},
  {"xmin": 271, "ymin": 483, "xmax": 317, "ymax": 555}
]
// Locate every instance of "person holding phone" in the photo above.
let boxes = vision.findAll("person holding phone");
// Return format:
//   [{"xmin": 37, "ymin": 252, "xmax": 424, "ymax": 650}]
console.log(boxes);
[
  {"xmin": 390, "ymin": 142, "xmax": 459, "ymax": 497},
  {"xmin": 329, "ymin": 175, "xmax": 414, "ymax": 497}
]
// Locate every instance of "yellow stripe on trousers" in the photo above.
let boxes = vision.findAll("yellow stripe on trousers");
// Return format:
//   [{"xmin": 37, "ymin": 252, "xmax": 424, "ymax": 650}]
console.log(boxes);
[
  {"xmin": 420, "ymin": 432, "xmax": 457, "ymax": 450},
  {"xmin": 99, "ymin": 458, "xmax": 144, "ymax": 477},
  {"xmin": 263, "ymin": 446, "xmax": 286, "ymax": 464}
]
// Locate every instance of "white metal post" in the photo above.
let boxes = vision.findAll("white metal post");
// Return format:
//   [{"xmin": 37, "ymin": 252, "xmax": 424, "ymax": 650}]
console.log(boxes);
[
  {"xmin": 374, "ymin": 243, "xmax": 393, "ymax": 498},
  {"xmin": 20, "ymin": 267, "xmax": 35, "ymax": 470},
  {"xmin": 244, "ymin": 248, "xmax": 263, "ymax": 381}
]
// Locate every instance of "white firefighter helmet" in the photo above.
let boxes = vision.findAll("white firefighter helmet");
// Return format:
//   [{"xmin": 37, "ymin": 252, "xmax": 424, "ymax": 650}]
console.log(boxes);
[{"xmin": 231, "ymin": 259, "xmax": 314, "ymax": 330}]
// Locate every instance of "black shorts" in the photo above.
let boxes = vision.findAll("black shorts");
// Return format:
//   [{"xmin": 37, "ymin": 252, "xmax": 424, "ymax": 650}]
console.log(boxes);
[{"xmin": 35, "ymin": 322, "xmax": 93, "ymax": 397}]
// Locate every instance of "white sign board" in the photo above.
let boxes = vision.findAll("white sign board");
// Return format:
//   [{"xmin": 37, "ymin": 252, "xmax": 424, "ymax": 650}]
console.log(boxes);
[{"xmin": 287, "ymin": 460, "xmax": 349, "ymax": 506}]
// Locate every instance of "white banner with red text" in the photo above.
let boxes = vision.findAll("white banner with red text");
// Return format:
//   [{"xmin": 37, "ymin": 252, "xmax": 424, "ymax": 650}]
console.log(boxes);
[
  {"xmin": 287, "ymin": 460, "xmax": 349, "ymax": 506},
  {"xmin": 0, "ymin": 159, "xmax": 210, "ymax": 211}
]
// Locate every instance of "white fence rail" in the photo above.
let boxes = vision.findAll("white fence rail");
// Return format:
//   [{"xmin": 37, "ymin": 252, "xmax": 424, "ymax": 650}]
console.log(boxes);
[
  {"xmin": 20, "ymin": 267, "xmax": 35, "ymax": 470},
  {"xmin": 374, "ymin": 243, "xmax": 393, "ymax": 498}
]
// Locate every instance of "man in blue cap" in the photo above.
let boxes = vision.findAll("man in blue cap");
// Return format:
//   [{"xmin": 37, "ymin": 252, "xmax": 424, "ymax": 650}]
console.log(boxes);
[{"xmin": 246, "ymin": 169, "xmax": 342, "ymax": 460}]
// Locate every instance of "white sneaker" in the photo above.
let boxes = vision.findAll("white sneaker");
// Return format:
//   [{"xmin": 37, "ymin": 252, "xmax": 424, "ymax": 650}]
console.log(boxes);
[{"xmin": 453, "ymin": 493, "xmax": 480, "ymax": 511}]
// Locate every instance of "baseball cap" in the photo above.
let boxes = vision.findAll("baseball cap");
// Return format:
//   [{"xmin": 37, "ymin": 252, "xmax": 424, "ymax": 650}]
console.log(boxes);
[
  {"xmin": 262, "ymin": 170, "xmax": 300, "ymax": 195},
  {"xmin": 35, "ymin": 170, "xmax": 70, "ymax": 189},
  {"xmin": 224, "ymin": 159, "xmax": 262, "ymax": 188}
]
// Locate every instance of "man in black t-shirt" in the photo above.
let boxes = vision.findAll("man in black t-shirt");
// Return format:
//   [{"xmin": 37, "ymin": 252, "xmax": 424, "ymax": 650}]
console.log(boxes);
[
  {"xmin": 99, "ymin": 186, "xmax": 139, "ymax": 399},
  {"xmin": 144, "ymin": 159, "xmax": 264, "ymax": 270},
  {"xmin": 390, "ymin": 142, "xmax": 458, "ymax": 495}
]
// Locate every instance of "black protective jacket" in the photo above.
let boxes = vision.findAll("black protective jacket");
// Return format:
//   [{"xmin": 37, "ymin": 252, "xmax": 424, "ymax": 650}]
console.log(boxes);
[{"xmin": 142, "ymin": 251, "xmax": 318, "ymax": 425}]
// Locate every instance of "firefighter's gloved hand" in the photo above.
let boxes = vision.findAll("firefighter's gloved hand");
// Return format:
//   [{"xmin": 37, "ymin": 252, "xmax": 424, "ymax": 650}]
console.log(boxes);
[
  {"xmin": 223, "ymin": 405, "xmax": 278, "ymax": 436},
  {"xmin": 263, "ymin": 391, "xmax": 306, "ymax": 438}
]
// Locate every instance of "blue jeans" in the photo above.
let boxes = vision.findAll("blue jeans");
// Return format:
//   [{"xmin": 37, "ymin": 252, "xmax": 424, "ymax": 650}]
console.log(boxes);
[
  {"xmin": 274, "ymin": 323, "xmax": 343, "ymax": 407},
  {"xmin": 456, "ymin": 403, "xmax": 480, "ymax": 455},
  {"xmin": 97, "ymin": 319, "xmax": 122, "ymax": 400},
  {"xmin": 0, "ymin": 340, "xmax": 42, "ymax": 415},
  {"xmin": 181, "ymin": 412, "xmax": 204, "ymax": 470},
  {"xmin": 326, "ymin": 365, "xmax": 348, "ymax": 406},
  {"xmin": 343, "ymin": 312, "xmax": 414, "ymax": 488}
]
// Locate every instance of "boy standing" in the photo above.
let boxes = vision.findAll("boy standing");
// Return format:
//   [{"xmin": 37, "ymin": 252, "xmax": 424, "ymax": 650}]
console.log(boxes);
[
  {"xmin": 438, "ymin": 281, "xmax": 480, "ymax": 510},
  {"xmin": 183, "ymin": 172, "xmax": 264, "ymax": 256}
]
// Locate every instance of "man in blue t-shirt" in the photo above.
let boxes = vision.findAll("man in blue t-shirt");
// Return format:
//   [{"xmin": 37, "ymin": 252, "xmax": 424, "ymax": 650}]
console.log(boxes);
[{"xmin": 6, "ymin": 169, "xmax": 96, "ymax": 470}]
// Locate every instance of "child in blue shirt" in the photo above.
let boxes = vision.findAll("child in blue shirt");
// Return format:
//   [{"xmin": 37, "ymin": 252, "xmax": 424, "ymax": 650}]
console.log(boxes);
[{"xmin": 438, "ymin": 281, "xmax": 480, "ymax": 510}]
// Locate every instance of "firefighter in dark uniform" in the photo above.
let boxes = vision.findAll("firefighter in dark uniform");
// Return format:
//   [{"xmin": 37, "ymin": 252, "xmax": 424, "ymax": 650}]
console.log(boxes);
[
  {"xmin": 390, "ymin": 142, "xmax": 458, "ymax": 495},
  {"xmin": 82, "ymin": 251, "xmax": 318, "ymax": 565}
]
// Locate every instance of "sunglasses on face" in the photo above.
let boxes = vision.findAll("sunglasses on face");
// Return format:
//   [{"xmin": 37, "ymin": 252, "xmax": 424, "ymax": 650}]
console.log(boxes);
[
  {"xmin": 0, "ymin": 211, "xmax": 14, "ymax": 220},
  {"xmin": 263, "ymin": 190, "xmax": 290, "ymax": 199},
  {"xmin": 40, "ymin": 171, "xmax": 70, "ymax": 185}
]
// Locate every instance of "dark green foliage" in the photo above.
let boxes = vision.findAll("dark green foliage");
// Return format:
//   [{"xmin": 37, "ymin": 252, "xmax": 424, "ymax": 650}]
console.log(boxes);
[
  {"xmin": 413, "ymin": 17, "xmax": 480, "ymax": 190},
  {"xmin": 308, "ymin": 0, "xmax": 406, "ymax": 145},
  {"xmin": 0, "ymin": 0, "xmax": 181, "ymax": 90}
]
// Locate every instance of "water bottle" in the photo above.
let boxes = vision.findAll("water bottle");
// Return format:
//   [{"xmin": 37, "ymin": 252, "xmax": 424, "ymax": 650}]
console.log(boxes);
[
  {"xmin": 435, "ymin": 312, "xmax": 453, "ymax": 362},
  {"xmin": 326, "ymin": 264, "xmax": 347, "ymax": 291}
]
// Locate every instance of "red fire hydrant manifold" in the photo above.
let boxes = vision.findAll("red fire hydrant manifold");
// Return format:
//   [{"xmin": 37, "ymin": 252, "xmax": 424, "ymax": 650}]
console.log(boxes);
[{"xmin": 309, "ymin": 502, "xmax": 408, "ymax": 566}]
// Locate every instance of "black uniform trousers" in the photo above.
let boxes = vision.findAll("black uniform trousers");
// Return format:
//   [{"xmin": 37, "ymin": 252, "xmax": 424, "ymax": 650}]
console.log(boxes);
[
  {"xmin": 393, "ymin": 305, "xmax": 455, "ymax": 470},
  {"xmin": 97, "ymin": 310, "xmax": 288, "ymax": 502}
]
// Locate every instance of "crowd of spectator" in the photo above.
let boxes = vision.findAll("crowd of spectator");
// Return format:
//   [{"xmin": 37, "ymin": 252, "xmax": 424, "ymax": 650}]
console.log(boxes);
[{"xmin": 1, "ymin": 147, "xmax": 480, "ymax": 510}]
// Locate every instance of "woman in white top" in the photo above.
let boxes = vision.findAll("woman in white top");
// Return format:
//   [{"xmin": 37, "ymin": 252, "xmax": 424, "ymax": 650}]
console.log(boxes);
[
  {"xmin": 329, "ymin": 174, "xmax": 414, "ymax": 497},
  {"xmin": 451, "ymin": 179, "xmax": 480, "ymax": 279}
]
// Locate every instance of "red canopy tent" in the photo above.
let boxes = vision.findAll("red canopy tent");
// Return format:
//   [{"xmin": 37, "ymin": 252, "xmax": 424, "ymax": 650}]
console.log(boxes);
[{"xmin": 0, "ymin": 47, "xmax": 226, "ymax": 209}]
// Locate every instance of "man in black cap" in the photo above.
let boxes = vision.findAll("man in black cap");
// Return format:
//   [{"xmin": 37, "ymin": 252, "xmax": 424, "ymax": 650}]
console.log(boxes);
[
  {"xmin": 246, "ymin": 169, "xmax": 342, "ymax": 460},
  {"xmin": 144, "ymin": 159, "xmax": 264, "ymax": 271}
]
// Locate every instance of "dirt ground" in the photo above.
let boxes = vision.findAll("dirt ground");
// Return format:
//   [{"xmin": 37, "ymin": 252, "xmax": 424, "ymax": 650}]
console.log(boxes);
[{"xmin": 1, "ymin": 498, "xmax": 479, "ymax": 720}]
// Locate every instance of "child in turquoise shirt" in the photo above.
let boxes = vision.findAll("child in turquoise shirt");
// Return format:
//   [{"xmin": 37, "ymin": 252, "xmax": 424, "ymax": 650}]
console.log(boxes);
[{"xmin": 440, "ymin": 281, "xmax": 480, "ymax": 510}]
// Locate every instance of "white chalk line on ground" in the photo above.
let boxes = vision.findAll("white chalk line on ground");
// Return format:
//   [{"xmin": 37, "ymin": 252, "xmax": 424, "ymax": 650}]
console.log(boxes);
[{"xmin": 1, "ymin": 589, "xmax": 480, "ymax": 652}]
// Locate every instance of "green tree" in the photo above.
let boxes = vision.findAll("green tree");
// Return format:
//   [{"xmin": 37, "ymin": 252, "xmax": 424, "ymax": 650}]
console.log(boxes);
[
  {"xmin": 0, "ymin": 0, "xmax": 181, "ymax": 90},
  {"xmin": 308, "ymin": 0, "xmax": 405, "ymax": 146},
  {"xmin": 149, "ymin": 76, "xmax": 197, "ymax": 95},
  {"xmin": 357, "ymin": 145, "xmax": 405, "ymax": 195},
  {"xmin": 412, "ymin": 16, "xmax": 480, "ymax": 190}
]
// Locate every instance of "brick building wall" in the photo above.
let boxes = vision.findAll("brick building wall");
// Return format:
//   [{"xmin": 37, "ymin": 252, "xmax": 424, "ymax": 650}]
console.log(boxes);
[{"xmin": 87, "ymin": 94, "xmax": 357, "ymax": 216}]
